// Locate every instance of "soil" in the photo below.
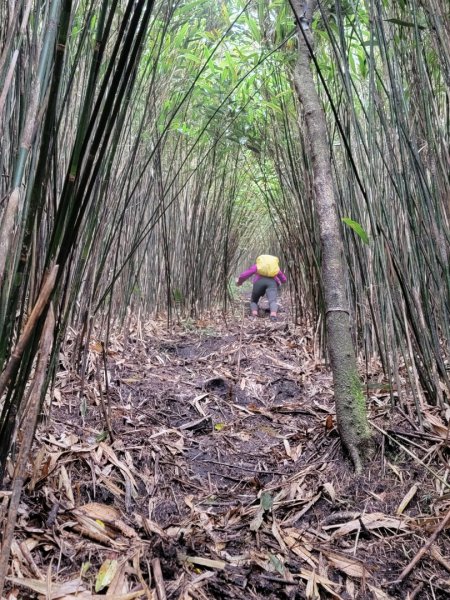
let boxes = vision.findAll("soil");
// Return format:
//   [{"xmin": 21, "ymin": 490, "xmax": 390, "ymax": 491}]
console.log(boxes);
[{"xmin": 3, "ymin": 298, "xmax": 450, "ymax": 599}]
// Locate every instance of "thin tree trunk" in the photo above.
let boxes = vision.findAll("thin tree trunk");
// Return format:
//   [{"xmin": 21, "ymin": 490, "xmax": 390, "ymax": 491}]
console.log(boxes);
[
  {"xmin": 290, "ymin": 0, "xmax": 372, "ymax": 471},
  {"xmin": 0, "ymin": 304, "xmax": 55, "ymax": 598}
]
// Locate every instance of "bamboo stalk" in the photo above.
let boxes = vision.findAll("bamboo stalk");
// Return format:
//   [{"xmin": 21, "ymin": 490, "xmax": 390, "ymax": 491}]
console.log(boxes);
[
  {"xmin": 0, "ymin": 265, "xmax": 58, "ymax": 400},
  {"xmin": 0, "ymin": 304, "xmax": 55, "ymax": 598}
]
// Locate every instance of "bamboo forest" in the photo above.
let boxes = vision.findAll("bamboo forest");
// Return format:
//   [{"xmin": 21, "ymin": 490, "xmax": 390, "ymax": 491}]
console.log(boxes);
[{"xmin": 0, "ymin": 0, "xmax": 449, "ymax": 597}]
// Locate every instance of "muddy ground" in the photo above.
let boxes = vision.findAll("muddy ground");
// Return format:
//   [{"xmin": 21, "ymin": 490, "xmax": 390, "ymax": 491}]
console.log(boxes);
[{"xmin": 4, "ymin": 298, "xmax": 450, "ymax": 599}]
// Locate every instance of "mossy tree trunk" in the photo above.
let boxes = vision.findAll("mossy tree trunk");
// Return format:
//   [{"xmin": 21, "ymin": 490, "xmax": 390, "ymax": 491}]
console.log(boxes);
[{"xmin": 290, "ymin": 0, "xmax": 372, "ymax": 471}]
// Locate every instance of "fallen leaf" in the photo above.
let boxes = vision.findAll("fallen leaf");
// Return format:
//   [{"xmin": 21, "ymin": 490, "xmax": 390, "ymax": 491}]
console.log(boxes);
[
  {"xmin": 76, "ymin": 502, "xmax": 120, "ymax": 521},
  {"xmin": 284, "ymin": 439, "xmax": 291, "ymax": 457},
  {"xmin": 324, "ymin": 512, "xmax": 407, "ymax": 537},
  {"xmin": 73, "ymin": 512, "xmax": 119, "ymax": 545},
  {"xmin": 95, "ymin": 559, "xmax": 118, "ymax": 592},
  {"xmin": 249, "ymin": 509, "xmax": 264, "ymax": 532},
  {"xmin": 185, "ymin": 556, "xmax": 226, "ymax": 570},
  {"xmin": 104, "ymin": 559, "xmax": 128, "ymax": 595},
  {"xmin": 280, "ymin": 528, "xmax": 316, "ymax": 568},
  {"xmin": 74, "ymin": 502, "xmax": 138, "ymax": 539},
  {"xmin": 305, "ymin": 569, "xmax": 319, "ymax": 599},
  {"xmin": 425, "ymin": 413, "xmax": 450, "ymax": 438},
  {"xmin": 298, "ymin": 569, "xmax": 341, "ymax": 596},
  {"xmin": 271, "ymin": 521, "xmax": 288, "ymax": 553},
  {"xmin": 90, "ymin": 341, "xmax": 103, "ymax": 353},
  {"xmin": 99, "ymin": 443, "xmax": 138, "ymax": 496},
  {"xmin": 368, "ymin": 583, "xmax": 394, "ymax": 599},
  {"xmin": 268, "ymin": 552, "xmax": 285, "ymax": 575},
  {"xmin": 346, "ymin": 578, "xmax": 356, "ymax": 597},
  {"xmin": 58, "ymin": 592, "xmax": 147, "ymax": 599},
  {"xmin": 324, "ymin": 550, "xmax": 369, "ymax": 578},
  {"xmin": 261, "ymin": 492, "xmax": 273, "ymax": 512},
  {"xmin": 6, "ymin": 576, "xmax": 83, "ymax": 599},
  {"xmin": 386, "ymin": 462, "xmax": 403, "ymax": 482},
  {"xmin": 396, "ymin": 484, "xmax": 418, "ymax": 515},
  {"xmin": 323, "ymin": 482, "xmax": 336, "ymax": 502}
]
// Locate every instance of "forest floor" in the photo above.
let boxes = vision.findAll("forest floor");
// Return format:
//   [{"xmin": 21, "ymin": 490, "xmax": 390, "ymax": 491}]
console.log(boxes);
[{"xmin": 4, "ymin": 295, "xmax": 450, "ymax": 600}]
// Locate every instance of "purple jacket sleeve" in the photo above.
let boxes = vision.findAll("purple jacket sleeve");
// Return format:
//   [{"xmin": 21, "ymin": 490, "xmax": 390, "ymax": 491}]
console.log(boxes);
[
  {"xmin": 237, "ymin": 264, "xmax": 257, "ymax": 284},
  {"xmin": 277, "ymin": 269, "xmax": 287, "ymax": 284}
]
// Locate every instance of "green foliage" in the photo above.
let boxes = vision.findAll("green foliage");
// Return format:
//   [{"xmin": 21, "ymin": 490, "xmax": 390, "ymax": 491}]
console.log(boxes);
[
  {"xmin": 341, "ymin": 218, "xmax": 369, "ymax": 245},
  {"xmin": 260, "ymin": 491, "xmax": 273, "ymax": 512},
  {"xmin": 384, "ymin": 18, "xmax": 427, "ymax": 30},
  {"xmin": 172, "ymin": 288, "xmax": 184, "ymax": 303}
]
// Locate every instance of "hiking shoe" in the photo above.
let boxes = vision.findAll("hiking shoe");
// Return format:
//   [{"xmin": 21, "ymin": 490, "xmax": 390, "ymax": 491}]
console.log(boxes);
[{"xmin": 270, "ymin": 315, "xmax": 277, "ymax": 322}]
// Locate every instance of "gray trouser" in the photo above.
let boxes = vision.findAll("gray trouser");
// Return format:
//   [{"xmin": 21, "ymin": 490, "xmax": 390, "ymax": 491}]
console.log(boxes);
[{"xmin": 251, "ymin": 277, "xmax": 278, "ymax": 313}]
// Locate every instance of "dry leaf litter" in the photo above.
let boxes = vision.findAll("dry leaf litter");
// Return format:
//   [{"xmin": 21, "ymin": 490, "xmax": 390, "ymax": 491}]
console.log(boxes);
[{"xmin": 2, "ymin": 300, "xmax": 450, "ymax": 600}]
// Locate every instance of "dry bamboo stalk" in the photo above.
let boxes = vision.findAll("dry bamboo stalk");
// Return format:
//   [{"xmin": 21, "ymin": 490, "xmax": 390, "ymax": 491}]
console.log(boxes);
[
  {"xmin": 0, "ymin": 304, "xmax": 55, "ymax": 598},
  {"xmin": 151, "ymin": 558, "xmax": 167, "ymax": 600},
  {"xmin": 0, "ymin": 0, "xmax": 32, "ymax": 77},
  {"xmin": 430, "ymin": 545, "xmax": 450, "ymax": 573},
  {"xmin": 0, "ymin": 188, "xmax": 20, "ymax": 289},
  {"xmin": 0, "ymin": 264, "xmax": 58, "ymax": 399},
  {"xmin": 94, "ymin": 354, "xmax": 114, "ymax": 443},
  {"xmin": 393, "ymin": 508, "xmax": 450, "ymax": 584},
  {"xmin": 0, "ymin": 50, "xmax": 19, "ymax": 119},
  {"xmin": 0, "ymin": 86, "xmax": 41, "ymax": 283}
]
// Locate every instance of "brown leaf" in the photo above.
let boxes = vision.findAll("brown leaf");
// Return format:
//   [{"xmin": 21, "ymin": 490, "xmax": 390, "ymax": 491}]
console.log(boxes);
[
  {"xmin": 58, "ymin": 592, "xmax": 147, "ymax": 599},
  {"xmin": 6, "ymin": 576, "xmax": 84, "ymax": 599},
  {"xmin": 324, "ymin": 512, "xmax": 407, "ymax": 537},
  {"xmin": 185, "ymin": 556, "xmax": 226, "ymax": 570},
  {"xmin": 324, "ymin": 550, "xmax": 369, "ymax": 579},
  {"xmin": 281, "ymin": 528, "xmax": 316, "ymax": 568},
  {"xmin": 367, "ymin": 583, "xmax": 394, "ymax": 599},
  {"xmin": 74, "ymin": 503, "xmax": 139, "ymax": 540},
  {"xmin": 76, "ymin": 502, "xmax": 121, "ymax": 522},
  {"xmin": 305, "ymin": 568, "xmax": 319, "ymax": 599},
  {"xmin": 298, "ymin": 569, "xmax": 340, "ymax": 594},
  {"xmin": 90, "ymin": 341, "xmax": 103, "ymax": 353},
  {"xmin": 249, "ymin": 509, "xmax": 264, "ymax": 532},
  {"xmin": 323, "ymin": 482, "xmax": 336, "ymax": 502},
  {"xmin": 425, "ymin": 413, "xmax": 449, "ymax": 438},
  {"xmin": 396, "ymin": 484, "xmax": 418, "ymax": 515}
]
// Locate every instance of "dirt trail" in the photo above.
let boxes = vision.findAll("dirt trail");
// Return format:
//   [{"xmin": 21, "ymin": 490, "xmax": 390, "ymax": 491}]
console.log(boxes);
[{"xmin": 5, "ymin": 310, "xmax": 450, "ymax": 599}]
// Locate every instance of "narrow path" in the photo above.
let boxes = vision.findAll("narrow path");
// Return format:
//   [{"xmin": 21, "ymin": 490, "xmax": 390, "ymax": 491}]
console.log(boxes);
[{"xmin": 7, "ymin": 313, "xmax": 449, "ymax": 599}]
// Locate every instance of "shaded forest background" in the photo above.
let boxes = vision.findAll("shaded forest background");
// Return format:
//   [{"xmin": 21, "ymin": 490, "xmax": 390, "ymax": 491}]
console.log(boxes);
[{"xmin": 0, "ymin": 0, "xmax": 449, "ymax": 542}]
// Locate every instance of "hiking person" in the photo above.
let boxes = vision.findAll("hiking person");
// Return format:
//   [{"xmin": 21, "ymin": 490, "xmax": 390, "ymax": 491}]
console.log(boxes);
[{"xmin": 236, "ymin": 255, "xmax": 287, "ymax": 321}]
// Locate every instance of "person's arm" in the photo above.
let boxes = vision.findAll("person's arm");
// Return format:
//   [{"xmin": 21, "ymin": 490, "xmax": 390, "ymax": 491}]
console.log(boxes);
[
  {"xmin": 277, "ymin": 269, "xmax": 287, "ymax": 284},
  {"xmin": 236, "ymin": 264, "xmax": 257, "ymax": 286}
]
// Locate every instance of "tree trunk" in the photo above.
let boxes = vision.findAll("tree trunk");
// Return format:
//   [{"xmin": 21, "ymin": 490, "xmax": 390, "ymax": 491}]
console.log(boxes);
[{"xmin": 290, "ymin": 0, "xmax": 372, "ymax": 471}]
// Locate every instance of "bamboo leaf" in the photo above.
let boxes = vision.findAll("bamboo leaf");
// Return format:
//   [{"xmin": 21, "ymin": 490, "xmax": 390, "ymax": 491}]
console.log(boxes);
[
  {"xmin": 249, "ymin": 509, "xmax": 264, "ymax": 531},
  {"xmin": 185, "ymin": 556, "xmax": 226, "ymax": 570},
  {"xmin": 268, "ymin": 553, "xmax": 285, "ymax": 575},
  {"xmin": 341, "ymin": 218, "xmax": 369, "ymax": 244},
  {"xmin": 6, "ymin": 576, "xmax": 84, "ymax": 598},
  {"xmin": 384, "ymin": 18, "xmax": 426, "ymax": 30},
  {"xmin": 261, "ymin": 491, "xmax": 273, "ymax": 512},
  {"xmin": 95, "ymin": 559, "xmax": 118, "ymax": 592}
]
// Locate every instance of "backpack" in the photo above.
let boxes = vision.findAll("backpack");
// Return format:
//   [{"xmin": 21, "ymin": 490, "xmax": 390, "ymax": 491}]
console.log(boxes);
[{"xmin": 256, "ymin": 255, "xmax": 280, "ymax": 278}]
